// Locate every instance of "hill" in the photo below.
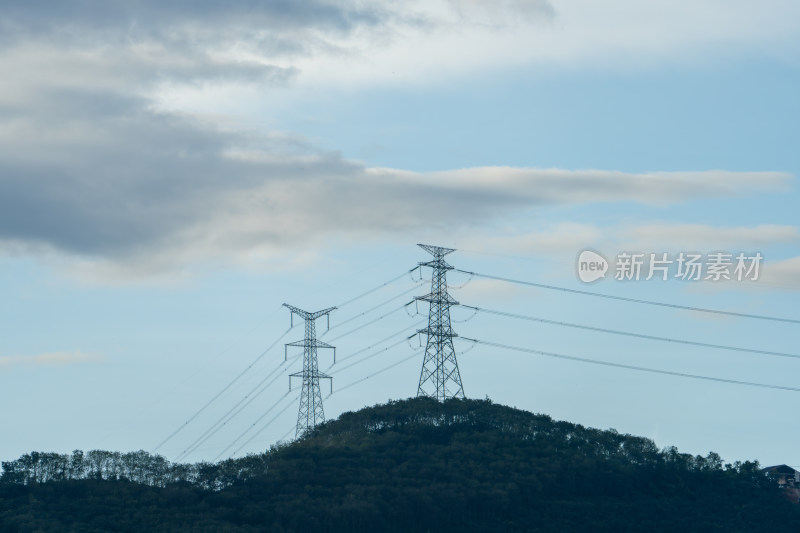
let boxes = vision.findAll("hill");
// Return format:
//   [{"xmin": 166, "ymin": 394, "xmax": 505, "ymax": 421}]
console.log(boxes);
[{"xmin": 2, "ymin": 397, "xmax": 799, "ymax": 532}]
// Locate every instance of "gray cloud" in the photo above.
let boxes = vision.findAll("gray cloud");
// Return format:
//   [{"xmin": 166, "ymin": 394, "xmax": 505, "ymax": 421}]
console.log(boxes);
[
  {"xmin": 0, "ymin": 1, "xmax": 388, "ymax": 45},
  {"xmin": 0, "ymin": 1, "xmax": 369, "ymax": 259},
  {"xmin": 0, "ymin": 0, "xmax": 788, "ymax": 277},
  {"xmin": 447, "ymin": 0, "xmax": 556, "ymax": 25},
  {"xmin": 0, "ymin": 85, "xmax": 791, "ymax": 270}
]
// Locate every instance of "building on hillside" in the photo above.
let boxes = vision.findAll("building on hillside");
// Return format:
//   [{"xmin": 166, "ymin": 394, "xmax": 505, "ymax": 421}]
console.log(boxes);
[{"xmin": 761, "ymin": 465, "xmax": 800, "ymax": 488}]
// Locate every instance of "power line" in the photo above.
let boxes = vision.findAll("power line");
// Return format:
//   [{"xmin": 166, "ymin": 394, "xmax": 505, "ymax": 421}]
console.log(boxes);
[
  {"xmin": 238, "ymin": 425, "xmax": 295, "ymax": 456},
  {"xmin": 455, "ymin": 269, "xmax": 800, "ymax": 324},
  {"xmin": 213, "ymin": 390, "xmax": 295, "ymax": 461},
  {"xmin": 326, "ymin": 303, "xmax": 411, "ymax": 343},
  {"xmin": 131, "ymin": 314, "xmax": 278, "ymax": 449},
  {"xmin": 330, "ymin": 337, "xmax": 414, "ymax": 376},
  {"xmin": 167, "ymin": 313, "xmax": 421, "ymax": 459},
  {"xmin": 173, "ymin": 354, "xmax": 300, "ymax": 462},
  {"xmin": 230, "ymin": 392, "xmax": 300, "ymax": 458},
  {"xmin": 461, "ymin": 337, "xmax": 800, "ymax": 393},
  {"xmin": 153, "ymin": 326, "xmax": 294, "ymax": 453},
  {"xmin": 448, "ymin": 271, "xmax": 473, "ymax": 290},
  {"xmin": 334, "ymin": 350, "xmax": 422, "ymax": 395},
  {"xmin": 158, "ymin": 268, "xmax": 421, "ymax": 454},
  {"xmin": 462, "ymin": 304, "xmax": 800, "ymax": 360},
  {"xmin": 323, "ymin": 281, "xmax": 424, "ymax": 334},
  {"xmin": 330, "ymin": 319, "xmax": 427, "ymax": 367},
  {"xmin": 451, "ymin": 306, "xmax": 479, "ymax": 324},
  {"xmin": 335, "ymin": 267, "xmax": 420, "ymax": 308},
  {"xmin": 277, "ymin": 426, "xmax": 295, "ymax": 444}
]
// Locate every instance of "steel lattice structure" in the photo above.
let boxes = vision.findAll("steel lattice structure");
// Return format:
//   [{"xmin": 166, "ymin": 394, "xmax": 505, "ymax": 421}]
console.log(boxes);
[
  {"xmin": 283, "ymin": 304, "xmax": 336, "ymax": 437},
  {"xmin": 415, "ymin": 244, "xmax": 465, "ymax": 400}
]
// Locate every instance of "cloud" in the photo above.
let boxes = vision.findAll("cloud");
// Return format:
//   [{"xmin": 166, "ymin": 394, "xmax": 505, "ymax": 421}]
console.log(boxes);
[
  {"xmin": 760, "ymin": 256, "xmax": 800, "ymax": 290},
  {"xmin": 413, "ymin": 168, "xmax": 791, "ymax": 206},
  {"xmin": 621, "ymin": 224, "xmax": 800, "ymax": 252},
  {"xmin": 0, "ymin": 0, "xmax": 795, "ymax": 279},
  {"xmin": 460, "ymin": 222, "xmax": 800, "ymax": 291},
  {"xmin": 284, "ymin": 0, "xmax": 800, "ymax": 89},
  {"xmin": 452, "ymin": 278, "xmax": 533, "ymax": 304},
  {"xmin": 1, "ymin": 146, "xmax": 790, "ymax": 277},
  {"xmin": 0, "ymin": 1, "xmax": 390, "ymax": 47},
  {"xmin": 463, "ymin": 221, "xmax": 799, "ymax": 257},
  {"xmin": 446, "ymin": 0, "xmax": 556, "ymax": 25},
  {"xmin": 0, "ymin": 79, "xmax": 792, "ymax": 278},
  {"xmin": 0, "ymin": 351, "xmax": 102, "ymax": 368}
]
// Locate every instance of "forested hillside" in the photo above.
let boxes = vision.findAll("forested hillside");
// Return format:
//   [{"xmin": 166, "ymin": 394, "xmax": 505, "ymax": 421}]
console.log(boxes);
[{"xmin": 2, "ymin": 397, "xmax": 798, "ymax": 532}]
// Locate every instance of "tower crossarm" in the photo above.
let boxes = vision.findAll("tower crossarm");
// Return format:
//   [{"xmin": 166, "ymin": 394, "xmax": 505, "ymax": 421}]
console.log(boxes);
[
  {"xmin": 282, "ymin": 303, "xmax": 336, "ymax": 325},
  {"xmin": 415, "ymin": 293, "xmax": 459, "ymax": 305},
  {"xmin": 290, "ymin": 370, "xmax": 332, "ymax": 379},
  {"xmin": 285, "ymin": 339, "xmax": 336, "ymax": 362},
  {"xmin": 418, "ymin": 259, "xmax": 454, "ymax": 271},
  {"xmin": 416, "ymin": 327, "xmax": 458, "ymax": 338},
  {"xmin": 285, "ymin": 340, "xmax": 335, "ymax": 349},
  {"xmin": 418, "ymin": 243, "xmax": 455, "ymax": 257}
]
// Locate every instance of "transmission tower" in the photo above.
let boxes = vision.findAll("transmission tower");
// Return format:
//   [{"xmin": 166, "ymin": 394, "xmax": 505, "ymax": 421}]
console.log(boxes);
[
  {"xmin": 283, "ymin": 304, "xmax": 336, "ymax": 437},
  {"xmin": 415, "ymin": 244, "xmax": 465, "ymax": 400}
]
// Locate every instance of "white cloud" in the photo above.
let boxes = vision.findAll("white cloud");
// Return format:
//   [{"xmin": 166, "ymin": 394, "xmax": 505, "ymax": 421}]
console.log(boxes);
[
  {"xmin": 0, "ymin": 351, "xmax": 102, "ymax": 368},
  {"xmin": 672, "ymin": 254, "xmax": 800, "ymax": 294},
  {"xmin": 622, "ymin": 224, "xmax": 800, "ymax": 252},
  {"xmin": 463, "ymin": 221, "xmax": 798, "ymax": 258},
  {"xmin": 452, "ymin": 277, "xmax": 535, "ymax": 304},
  {"xmin": 414, "ymin": 168, "xmax": 791, "ymax": 206},
  {"xmin": 273, "ymin": 0, "xmax": 800, "ymax": 90},
  {"xmin": 760, "ymin": 256, "xmax": 800, "ymax": 290}
]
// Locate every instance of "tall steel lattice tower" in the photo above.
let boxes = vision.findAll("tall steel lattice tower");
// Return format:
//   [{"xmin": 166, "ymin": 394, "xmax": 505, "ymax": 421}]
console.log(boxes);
[
  {"xmin": 415, "ymin": 244, "xmax": 465, "ymax": 400},
  {"xmin": 283, "ymin": 304, "xmax": 336, "ymax": 437}
]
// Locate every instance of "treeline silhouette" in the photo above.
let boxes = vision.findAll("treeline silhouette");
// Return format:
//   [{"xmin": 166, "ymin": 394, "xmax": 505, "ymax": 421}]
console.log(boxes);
[
  {"xmin": 2, "ymin": 397, "xmax": 798, "ymax": 532},
  {"xmin": 1, "ymin": 448, "xmax": 271, "ymax": 490}
]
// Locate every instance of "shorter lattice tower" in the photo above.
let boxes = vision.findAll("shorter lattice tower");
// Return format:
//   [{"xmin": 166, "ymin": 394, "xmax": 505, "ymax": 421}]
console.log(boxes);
[
  {"xmin": 283, "ymin": 304, "xmax": 336, "ymax": 437},
  {"xmin": 415, "ymin": 244, "xmax": 465, "ymax": 400}
]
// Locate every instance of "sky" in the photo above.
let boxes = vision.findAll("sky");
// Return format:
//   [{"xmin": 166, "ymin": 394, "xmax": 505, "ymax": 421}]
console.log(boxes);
[{"xmin": 1, "ymin": 0, "xmax": 799, "ymax": 468}]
